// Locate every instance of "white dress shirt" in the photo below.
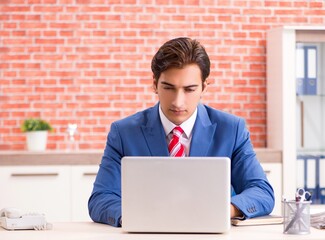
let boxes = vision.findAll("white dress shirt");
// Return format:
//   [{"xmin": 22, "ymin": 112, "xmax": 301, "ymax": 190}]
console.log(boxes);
[{"xmin": 159, "ymin": 105, "xmax": 197, "ymax": 156}]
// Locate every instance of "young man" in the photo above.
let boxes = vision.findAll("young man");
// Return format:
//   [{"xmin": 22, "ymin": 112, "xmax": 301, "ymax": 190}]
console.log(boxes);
[{"xmin": 88, "ymin": 37, "xmax": 275, "ymax": 227}]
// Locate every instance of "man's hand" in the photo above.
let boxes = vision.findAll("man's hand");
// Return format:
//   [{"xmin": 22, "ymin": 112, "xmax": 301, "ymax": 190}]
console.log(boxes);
[{"xmin": 231, "ymin": 204, "xmax": 242, "ymax": 218}]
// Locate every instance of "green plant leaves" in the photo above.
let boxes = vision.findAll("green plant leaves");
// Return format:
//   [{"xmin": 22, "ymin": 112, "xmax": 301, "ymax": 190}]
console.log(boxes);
[{"xmin": 21, "ymin": 118, "xmax": 53, "ymax": 132}]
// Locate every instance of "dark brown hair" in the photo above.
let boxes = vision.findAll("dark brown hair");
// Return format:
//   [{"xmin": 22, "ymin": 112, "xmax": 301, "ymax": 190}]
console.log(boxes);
[{"xmin": 151, "ymin": 37, "xmax": 210, "ymax": 83}]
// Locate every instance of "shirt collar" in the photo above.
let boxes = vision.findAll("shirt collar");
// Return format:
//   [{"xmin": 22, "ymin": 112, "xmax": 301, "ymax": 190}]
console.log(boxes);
[{"xmin": 159, "ymin": 104, "xmax": 197, "ymax": 139}]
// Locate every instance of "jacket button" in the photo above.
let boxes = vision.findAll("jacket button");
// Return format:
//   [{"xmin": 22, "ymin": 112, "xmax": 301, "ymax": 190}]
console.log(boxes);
[{"xmin": 108, "ymin": 217, "xmax": 115, "ymax": 225}]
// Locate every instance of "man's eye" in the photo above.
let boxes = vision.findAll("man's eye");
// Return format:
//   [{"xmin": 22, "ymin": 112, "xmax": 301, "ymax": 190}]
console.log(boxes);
[
  {"xmin": 163, "ymin": 87, "xmax": 173, "ymax": 90},
  {"xmin": 185, "ymin": 88, "xmax": 195, "ymax": 92}
]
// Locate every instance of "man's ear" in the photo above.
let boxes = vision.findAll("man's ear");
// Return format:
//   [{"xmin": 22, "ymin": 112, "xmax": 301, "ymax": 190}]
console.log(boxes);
[
  {"xmin": 202, "ymin": 81, "xmax": 208, "ymax": 93},
  {"xmin": 152, "ymin": 80, "xmax": 158, "ymax": 94}
]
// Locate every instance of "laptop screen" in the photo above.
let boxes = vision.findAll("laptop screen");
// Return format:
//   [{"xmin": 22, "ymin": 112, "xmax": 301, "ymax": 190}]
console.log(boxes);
[{"xmin": 121, "ymin": 156, "xmax": 231, "ymax": 233}]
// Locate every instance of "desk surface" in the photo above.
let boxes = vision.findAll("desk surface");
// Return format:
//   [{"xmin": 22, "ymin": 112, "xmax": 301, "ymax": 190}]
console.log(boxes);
[{"xmin": 0, "ymin": 222, "xmax": 324, "ymax": 240}]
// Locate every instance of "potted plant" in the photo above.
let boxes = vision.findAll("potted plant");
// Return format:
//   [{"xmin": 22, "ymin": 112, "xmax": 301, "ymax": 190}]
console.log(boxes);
[{"xmin": 21, "ymin": 118, "xmax": 53, "ymax": 151}]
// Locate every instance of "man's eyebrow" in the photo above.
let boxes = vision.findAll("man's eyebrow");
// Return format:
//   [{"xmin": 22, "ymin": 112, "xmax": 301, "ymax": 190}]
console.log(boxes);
[
  {"xmin": 184, "ymin": 84, "xmax": 199, "ymax": 88},
  {"xmin": 160, "ymin": 81, "xmax": 199, "ymax": 88},
  {"xmin": 161, "ymin": 81, "xmax": 174, "ymax": 87}
]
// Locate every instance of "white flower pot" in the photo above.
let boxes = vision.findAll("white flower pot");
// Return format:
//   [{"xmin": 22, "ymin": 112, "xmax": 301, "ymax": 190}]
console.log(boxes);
[{"xmin": 26, "ymin": 131, "xmax": 48, "ymax": 151}]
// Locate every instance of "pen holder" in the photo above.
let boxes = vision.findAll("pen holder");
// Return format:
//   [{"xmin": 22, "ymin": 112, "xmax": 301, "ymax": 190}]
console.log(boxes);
[{"xmin": 283, "ymin": 200, "xmax": 311, "ymax": 235}]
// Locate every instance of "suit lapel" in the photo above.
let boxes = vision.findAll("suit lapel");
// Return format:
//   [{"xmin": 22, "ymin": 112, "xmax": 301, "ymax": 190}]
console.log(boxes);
[
  {"xmin": 189, "ymin": 104, "xmax": 217, "ymax": 156},
  {"xmin": 141, "ymin": 104, "xmax": 169, "ymax": 156},
  {"xmin": 141, "ymin": 103, "xmax": 216, "ymax": 157}
]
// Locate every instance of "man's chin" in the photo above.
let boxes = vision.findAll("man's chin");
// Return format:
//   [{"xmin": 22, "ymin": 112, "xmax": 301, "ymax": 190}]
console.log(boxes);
[{"xmin": 168, "ymin": 116, "xmax": 187, "ymax": 126}]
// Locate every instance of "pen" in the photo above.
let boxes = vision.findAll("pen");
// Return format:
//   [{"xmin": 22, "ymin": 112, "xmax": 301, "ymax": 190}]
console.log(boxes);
[{"xmin": 284, "ymin": 188, "xmax": 311, "ymax": 233}]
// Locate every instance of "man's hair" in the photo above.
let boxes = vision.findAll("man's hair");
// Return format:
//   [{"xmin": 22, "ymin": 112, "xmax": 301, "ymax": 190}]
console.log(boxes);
[{"xmin": 151, "ymin": 37, "xmax": 210, "ymax": 83}]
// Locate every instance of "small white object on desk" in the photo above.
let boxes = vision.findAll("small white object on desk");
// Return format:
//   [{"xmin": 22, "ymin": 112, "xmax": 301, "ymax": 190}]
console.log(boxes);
[{"xmin": 0, "ymin": 208, "xmax": 52, "ymax": 231}]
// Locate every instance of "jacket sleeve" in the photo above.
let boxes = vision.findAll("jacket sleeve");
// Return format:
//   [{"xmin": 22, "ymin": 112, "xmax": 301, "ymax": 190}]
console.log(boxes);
[
  {"xmin": 230, "ymin": 118, "xmax": 275, "ymax": 218},
  {"xmin": 88, "ymin": 123, "xmax": 123, "ymax": 227}
]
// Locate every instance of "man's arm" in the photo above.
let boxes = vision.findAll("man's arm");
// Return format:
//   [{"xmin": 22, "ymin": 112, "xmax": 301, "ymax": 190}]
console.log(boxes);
[
  {"xmin": 88, "ymin": 123, "xmax": 123, "ymax": 227},
  {"xmin": 230, "ymin": 118, "xmax": 275, "ymax": 219}
]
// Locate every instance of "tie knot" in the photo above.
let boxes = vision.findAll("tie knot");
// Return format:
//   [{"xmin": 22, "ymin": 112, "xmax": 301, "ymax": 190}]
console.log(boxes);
[{"xmin": 173, "ymin": 126, "xmax": 184, "ymax": 136}]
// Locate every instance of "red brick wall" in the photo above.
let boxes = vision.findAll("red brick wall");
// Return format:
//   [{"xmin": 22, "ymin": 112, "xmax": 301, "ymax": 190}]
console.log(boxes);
[{"xmin": 1, "ymin": 0, "xmax": 325, "ymax": 151}]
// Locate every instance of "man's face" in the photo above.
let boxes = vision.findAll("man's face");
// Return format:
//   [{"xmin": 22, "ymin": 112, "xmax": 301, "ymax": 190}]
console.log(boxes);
[{"xmin": 153, "ymin": 64, "xmax": 207, "ymax": 125}]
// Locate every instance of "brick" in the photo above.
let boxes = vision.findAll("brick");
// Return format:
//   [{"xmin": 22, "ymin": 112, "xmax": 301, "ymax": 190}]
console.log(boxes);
[
  {"xmin": 82, "ymin": 55, "xmax": 111, "ymax": 60},
  {"xmin": 34, "ymin": 6, "xmax": 63, "ymax": 12},
  {"xmin": 179, "ymin": 7, "xmax": 205, "ymax": 14},
  {"xmin": 59, "ymin": 14, "xmax": 74, "ymax": 21},
  {"xmin": 310, "ymin": 17, "xmax": 324, "ymax": 24},
  {"xmin": 80, "ymin": 6, "xmax": 111, "ymax": 12},
  {"xmin": 274, "ymin": 9, "xmax": 303, "ymax": 15},
  {"xmin": 50, "ymin": 71, "xmax": 80, "ymax": 77},
  {"xmin": 19, "ymin": 71, "xmax": 47, "ymax": 77},
  {"xmin": 34, "ymin": 54, "xmax": 63, "ymax": 60},
  {"xmin": 1, "ymin": 55, "xmax": 30, "ymax": 61},
  {"xmin": 35, "ymin": 87, "xmax": 65, "ymax": 93},
  {"xmin": 76, "ymin": 14, "xmax": 91, "ymax": 21},
  {"xmin": 58, "ymin": 63, "xmax": 74, "ymax": 69},
  {"xmin": 81, "ymin": 102, "xmax": 111, "ymax": 109},
  {"xmin": 83, "ymin": 38, "xmax": 113, "ymax": 44},
  {"xmin": 0, "ymin": 47, "xmax": 10, "ymax": 54},
  {"xmin": 233, "ymin": 32, "xmax": 247, "ymax": 38},
  {"xmin": 27, "ymin": 0, "xmax": 41, "ymax": 3},
  {"xmin": 243, "ymin": 71, "xmax": 265, "ymax": 78},
  {"xmin": 294, "ymin": 1, "xmax": 308, "ymax": 7},
  {"xmin": 243, "ymin": 103, "xmax": 266, "ymax": 109},
  {"xmin": 310, "ymin": 1, "xmax": 323, "ymax": 8},
  {"xmin": 1, "ymin": 1, "xmax": 325, "ymax": 150},
  {"xmin": 0, "ymin": 6, "xmax": 30, "ymax": 12},
  {"xmin": 26, "ymin": 46, "xmax": 41, "ymax": 53},
  {"xmin": 12, "ymin": 15, "xmax": 26, "ymax": 21},
  {"xmin": 249, "ymin": 95, "xmax": 266, "ymax": 102},
  {"xmin": 58, "ymin": 47, "xmax": 72, "ymax": 52},
  {"xmin": 12, "ymin": 30, "xmax": 27, "ymax": 37},
  {"xmin": 35, "ymin": 39, "xmax": 64, "ymax": 44},
  {"xmin": 79, "ymin": 143, "xmax": 105, "ymax": 150},
  {"xmin": 50, "ymin": 23, "xmax": 81, "ymax": 29},
  {"xmin": 60, "ymin": 31, "xmax": 74, "ymax": 37},
  {"xmin": 2, "ymin": 103, "xmax": 30, "ymax": 109},
  {"xmin": 66, "ymin": 6, "xmax": 79, "ymax": 12},
  {"xmin": 76, "ymin": 63, "xmax": 91, "ymax": 68},
  {"xmin": 243, "ymin": 9, "xmax": 272, "ymax": 15},
  {"xmin": 20, "ymin": 22, "xmax": 47, "ymax": 29},
  {"xmin": 218, "ymin": 15, "xmax": 232, "ymax": 22},
  {"xmin": 3, "ymin": 38, "xmax": 33, "ymax": 45},
  {"xmin": 305, "ymin": 9, "xmax": 325, "ymax": 15},
  {"xmin": 27, "ymin": 95, "xmax": 41, "ymax": 101}
]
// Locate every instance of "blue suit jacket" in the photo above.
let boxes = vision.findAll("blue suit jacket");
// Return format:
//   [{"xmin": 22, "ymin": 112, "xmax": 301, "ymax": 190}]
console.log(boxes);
[{"xmin": 88, "ymin": 103, "xmax": 274, "ymax": 227}]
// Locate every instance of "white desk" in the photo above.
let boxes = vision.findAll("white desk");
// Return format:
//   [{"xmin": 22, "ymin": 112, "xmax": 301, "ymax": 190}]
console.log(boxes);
[{"xmin": 0, "ymin": 222, "xmax": 324, "ymax": 240}]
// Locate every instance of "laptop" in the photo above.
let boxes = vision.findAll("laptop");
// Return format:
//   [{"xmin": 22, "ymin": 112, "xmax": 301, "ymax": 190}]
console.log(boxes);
[{"xmin": 121, "ymin": 156, "xmax": 231, "ymax": 233}]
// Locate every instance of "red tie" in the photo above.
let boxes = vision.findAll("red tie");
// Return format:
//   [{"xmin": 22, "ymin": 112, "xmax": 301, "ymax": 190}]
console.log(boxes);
[{"xmin": 168, "ymin": 126, "xmax": 185, "ymax": 157}]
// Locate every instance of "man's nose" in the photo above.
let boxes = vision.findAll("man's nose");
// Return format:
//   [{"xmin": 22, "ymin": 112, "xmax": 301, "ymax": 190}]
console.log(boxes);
[{"xmin": 172, "ymin": 90, "xmax": 185, "ymax": 108}]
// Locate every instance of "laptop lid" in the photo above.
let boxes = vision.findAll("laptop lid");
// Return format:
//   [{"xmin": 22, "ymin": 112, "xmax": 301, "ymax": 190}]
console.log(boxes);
[{"xmin": 121, "ymin": 157, "xmax": 231, "ymax": 233}]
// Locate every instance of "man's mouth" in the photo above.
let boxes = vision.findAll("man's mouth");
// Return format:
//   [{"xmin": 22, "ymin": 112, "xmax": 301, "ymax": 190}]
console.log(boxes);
[{"xmin": 170, "ymin": 109, "xmax": 186, "ymax": 114}]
